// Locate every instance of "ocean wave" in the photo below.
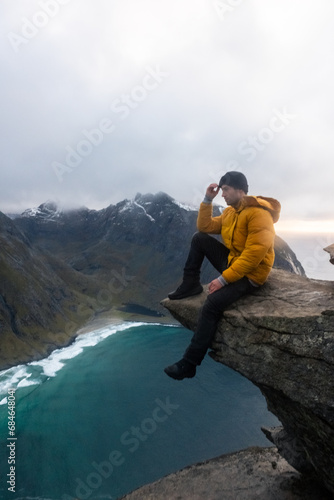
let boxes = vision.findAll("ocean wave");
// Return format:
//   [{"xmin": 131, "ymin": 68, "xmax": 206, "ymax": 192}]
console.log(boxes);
[{"xmin": 0, "ymin": 321, "xmax": 151, "ymax": 403}]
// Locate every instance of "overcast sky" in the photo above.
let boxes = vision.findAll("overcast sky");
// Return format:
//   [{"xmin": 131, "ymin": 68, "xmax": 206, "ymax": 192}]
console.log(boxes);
[{"xmin": 1, "ymin": 0, "xmax": 334, "ymax": 226}]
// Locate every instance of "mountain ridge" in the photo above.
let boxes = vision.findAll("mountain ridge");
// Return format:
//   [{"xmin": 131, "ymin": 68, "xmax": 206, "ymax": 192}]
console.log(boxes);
[{"xmin": 1, "ymin": 192, "xmax": 304, "ymax": 369}]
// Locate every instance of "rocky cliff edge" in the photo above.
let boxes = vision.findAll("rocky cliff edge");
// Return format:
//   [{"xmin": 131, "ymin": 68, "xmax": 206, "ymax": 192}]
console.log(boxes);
[{"xmin": 155, "ymin": 269, "xmax": 334, "ymax": 497}]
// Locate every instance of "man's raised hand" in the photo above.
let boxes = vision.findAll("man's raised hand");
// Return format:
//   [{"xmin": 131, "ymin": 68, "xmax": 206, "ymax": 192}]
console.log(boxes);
[{"xmin": 206, "ymin": 183, "xmax": 220, "ymax": 200}]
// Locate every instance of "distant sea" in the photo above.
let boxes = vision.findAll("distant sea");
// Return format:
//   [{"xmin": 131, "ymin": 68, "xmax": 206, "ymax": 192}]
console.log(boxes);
[
  {"xmin": 279, "ymin": 231, "xmax": 334, "ymax": 280},
  {"xmin": 0, "ymin": 232, "xmax": 331, "ymax": 500}
]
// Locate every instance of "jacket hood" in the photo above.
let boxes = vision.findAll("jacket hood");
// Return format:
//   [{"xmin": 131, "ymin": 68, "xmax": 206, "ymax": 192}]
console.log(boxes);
[{"xmin": 241, "ymin": 195, "xmax": 281, "ymax": 223}]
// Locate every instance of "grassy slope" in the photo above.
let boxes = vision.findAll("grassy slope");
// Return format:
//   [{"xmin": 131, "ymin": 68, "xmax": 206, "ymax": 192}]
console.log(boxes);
[{"xmin": 0, "ymin": 212, "xmax": 106, "ymax": 369}]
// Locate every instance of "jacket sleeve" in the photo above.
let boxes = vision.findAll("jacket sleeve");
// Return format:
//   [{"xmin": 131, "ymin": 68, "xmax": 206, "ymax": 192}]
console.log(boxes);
[
  {"xmin": 196, "ymin": 203, "xmax": 222, "ymax": 234},
  {"xmin": 222, "ymin": 209, "xmax": 275, "ymax": 283}
]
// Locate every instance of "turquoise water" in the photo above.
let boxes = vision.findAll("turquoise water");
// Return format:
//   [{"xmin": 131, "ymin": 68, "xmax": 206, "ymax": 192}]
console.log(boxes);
[{"xmin": 0, "ymin": 323, "xmax": 279, "ymax": 500}]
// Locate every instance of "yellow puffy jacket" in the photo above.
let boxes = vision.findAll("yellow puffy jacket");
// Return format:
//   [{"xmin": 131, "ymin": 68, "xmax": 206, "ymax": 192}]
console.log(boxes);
[{"xmin": 197, "ymin": 196, "xmax": 281, "ymax": 285}]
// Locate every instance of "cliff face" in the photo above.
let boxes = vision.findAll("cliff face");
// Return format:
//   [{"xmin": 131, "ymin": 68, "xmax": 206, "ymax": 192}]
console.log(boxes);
[
  {"xmin": 121, "ymin": 447, "xmax": 331, "ymax": 500},
  {"xmin": 161, "ymin": 269, "xmax": 334, "ymax": 495},
  {"xmin": 324, "ymin": 244, "xmax": 334, "ymax": 264}
]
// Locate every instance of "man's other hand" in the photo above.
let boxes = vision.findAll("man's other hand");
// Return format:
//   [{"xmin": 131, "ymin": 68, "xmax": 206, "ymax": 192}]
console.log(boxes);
[{"xmin": 208, "ymin": 278, "xmax": 223, "ymax": 294}]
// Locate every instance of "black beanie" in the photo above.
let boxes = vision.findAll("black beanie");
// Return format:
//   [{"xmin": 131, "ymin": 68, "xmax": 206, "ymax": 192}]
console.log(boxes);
[{"xmin": 218, "ymin": 171, "xmax": 248, "ymax": 194}]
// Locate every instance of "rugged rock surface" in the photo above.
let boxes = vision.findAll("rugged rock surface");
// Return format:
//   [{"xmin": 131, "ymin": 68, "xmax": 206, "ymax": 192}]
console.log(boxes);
[
  {"xmin": 324, "ymin": 244, "xmax": 334, "ymax": 265},
  {"xmin": 121, "ymin": 447, "xmax": 332, "ymax": 500},
  {"xmin": 161, "ymin": 269, "xmax": 334, "ymax": 495}
]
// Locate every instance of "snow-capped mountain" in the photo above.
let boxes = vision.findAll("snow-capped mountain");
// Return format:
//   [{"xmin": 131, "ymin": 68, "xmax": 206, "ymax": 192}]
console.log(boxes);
[
  {"xmin": 15, "ymin": 191, "xmax": 304, "ymax": 287},
  {"xmin": 1, "ymin": 192, "xmax": 304, "ymax": 368},
  {"xmin": 20, "ymin": 200, "xmax": 62, "ymax": 220}
]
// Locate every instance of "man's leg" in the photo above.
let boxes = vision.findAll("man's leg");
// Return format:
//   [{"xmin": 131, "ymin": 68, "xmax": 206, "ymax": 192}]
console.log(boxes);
[
  {"xmin": 164, "ymin": 277, "xmax": 255, "ymax": 379},
  {"xmin": 168, "ymin": 232, "xmax": 229, "ymax": 300},
  {"xmin": 184, "ymin": 277, "xmax": 254, "ymax": 365}
]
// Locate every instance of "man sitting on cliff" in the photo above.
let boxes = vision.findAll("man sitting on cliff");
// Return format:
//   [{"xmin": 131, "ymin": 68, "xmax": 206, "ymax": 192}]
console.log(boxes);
[{"xmin": 164, "ymin": 171, "xmax": 281, "ymax": 380}]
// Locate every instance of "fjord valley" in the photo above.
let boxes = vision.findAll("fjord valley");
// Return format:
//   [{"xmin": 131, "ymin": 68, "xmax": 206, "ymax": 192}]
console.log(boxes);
[
  {"xmin": 2, "ymin": 193, "xmax": 334, "ymax": 500},
  {"xmin": 0, "ymin": 192, "xmax": 304, "ymax": 370}
]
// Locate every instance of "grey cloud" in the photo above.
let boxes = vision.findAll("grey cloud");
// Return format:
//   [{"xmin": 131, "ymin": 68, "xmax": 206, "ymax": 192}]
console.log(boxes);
[{"xmin": 0, "ymin": 0, "xmax": 334, "ymax": 225}]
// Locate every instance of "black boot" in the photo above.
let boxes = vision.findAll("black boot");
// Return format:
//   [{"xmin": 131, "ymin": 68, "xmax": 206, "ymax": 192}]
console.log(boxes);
[
  {"xmin": 164, "ymin": 359, "xmax": 196, "ymax": 380},
  {"xmin": 168, "ymin": 277, "xmax": 203, "ymax": 300}
]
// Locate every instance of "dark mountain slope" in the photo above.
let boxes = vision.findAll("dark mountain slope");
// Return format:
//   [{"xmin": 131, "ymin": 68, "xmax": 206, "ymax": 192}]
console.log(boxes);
[
  {"xmin": 0, "ymin": 192, "xmax": 304, "ymax": 368},
  {"xmin": 15, "ymin": 193, "xmax": 305, "ymax": 314},
  {"xmin": 0, "ymin": 212, "xmax": 100, "ymax": 369}
]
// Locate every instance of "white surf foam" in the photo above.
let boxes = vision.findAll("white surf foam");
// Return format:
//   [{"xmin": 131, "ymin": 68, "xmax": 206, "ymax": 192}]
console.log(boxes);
[{"xmin": 0, "ymin": 321, "xmax": 147, "ymax": 403}]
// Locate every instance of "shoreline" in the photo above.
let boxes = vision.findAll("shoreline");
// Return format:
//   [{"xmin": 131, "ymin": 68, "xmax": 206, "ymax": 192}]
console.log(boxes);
[
  {"xmin": 0, "ymin": 308, "xmax": 178, "ymax": 374},
  {"xmin": 0, "ymin": 312, "xmax": 180, "ymax": 401},
  {"xmin": 76, "ymin": 307, "xmax": 178, "ymax": 336}
]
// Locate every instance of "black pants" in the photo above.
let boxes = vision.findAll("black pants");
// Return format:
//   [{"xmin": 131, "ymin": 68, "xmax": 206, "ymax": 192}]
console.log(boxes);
[{"xmin": 182, "ymin": 232, "xmax": 256, "ymax": 365}]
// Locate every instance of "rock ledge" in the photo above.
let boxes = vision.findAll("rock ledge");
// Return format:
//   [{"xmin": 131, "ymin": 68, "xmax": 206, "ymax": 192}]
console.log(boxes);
[
  {"xmin": 121, "ymin": 447, "xmax": 332, "ymax": 500},
  {"xmin": 160, "ymin": 269, "xmax": 334, "ymax": 495}
]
